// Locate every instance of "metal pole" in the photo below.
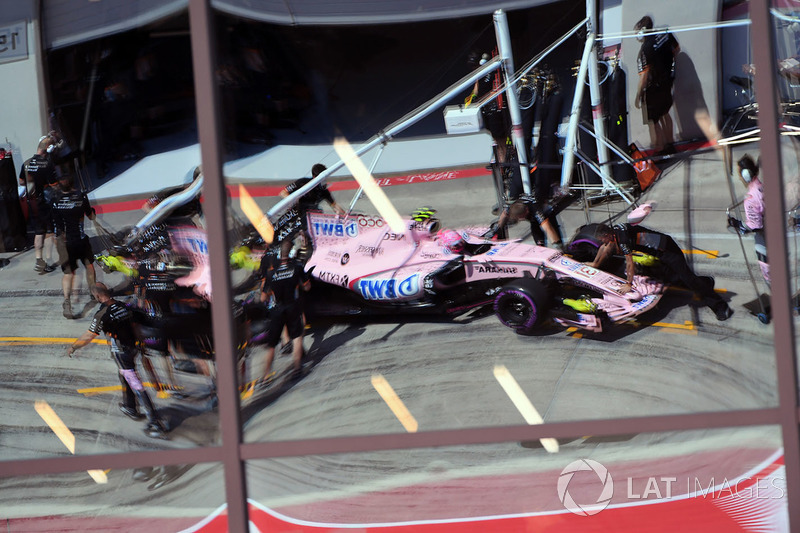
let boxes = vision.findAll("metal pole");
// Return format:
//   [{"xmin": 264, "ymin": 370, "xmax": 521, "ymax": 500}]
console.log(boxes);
[
  {"xmin": 585, "ymin": 0, "xmax": 614, "ymax": 192},
  {"xmin": 494, "ymin": 9, "xmax": 531, "ymax": 194},
  {"xmin": 187, "ymin": 1, "xmax": 249, "ymax": 532},
  {"xmin": 750, "ymin": 0, "xmax": 800, "ymax": 528},
  {"xmin": 560, "ymin": 32, "xmax": 594, "ymax": 188},
  {"xmin": 79, "ymin": 57, "xmax": 99, "ymax": 154}
]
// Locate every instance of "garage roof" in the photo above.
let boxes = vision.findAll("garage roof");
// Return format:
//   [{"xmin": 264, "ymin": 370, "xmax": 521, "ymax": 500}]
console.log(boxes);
[
  {"xmin": 43, "ymin": 0, "xmax": 555, "ymax": 49},
  {"xmin": 210, "ymin": 0, "xmax": 557, "ymax": 26}
]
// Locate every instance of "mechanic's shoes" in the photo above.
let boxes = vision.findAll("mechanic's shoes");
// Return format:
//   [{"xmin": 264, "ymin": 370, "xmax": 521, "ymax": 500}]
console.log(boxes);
[
  {"xmin": 119, "ymin": 403, "xmax": 145, "ymax": 420},
  {"xmin": 256, "ymin": 371, "xmax": 277, "ymax": 390},
  {"xmin": 62, "ymin": 298, "xmax": 73, "ymax": 319},
  {"xmin": 34, "ymin": 259, "xmax": 56, "ymax": 276},
  {"xmin": 144, "ymin": 420, "xmax": 170, "ymax": 440},
  {"xmin": 714, "ymin": 303, "xmax": 734, "ymax": 321},
  {"xmin": 132, "ymin": 466, "xmax": 158, "ymax": 482}
]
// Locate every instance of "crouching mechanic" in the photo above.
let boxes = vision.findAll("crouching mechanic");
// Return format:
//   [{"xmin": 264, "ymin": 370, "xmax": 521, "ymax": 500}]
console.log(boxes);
[
  {"xmin": 590, "ymin": 220, "xmax": 733, "ymax": 321},
  {"xmin": 67, "ymin": 283, "xmax": 169, "ymax": 439}
]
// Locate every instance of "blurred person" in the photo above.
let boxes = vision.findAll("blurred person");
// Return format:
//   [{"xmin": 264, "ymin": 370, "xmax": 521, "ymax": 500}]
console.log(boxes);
[
  {"xmin": 589, "ymin": 219, "xmax": 733, "ymax": 321},
  {"xmin": 486, "ymin": 196, "xmax": 563, "ymax": 248},
  {"xmin": 67, "ymin": 283, "xmax": 168, "ymax": 440},
  {"xmin": 729, "ymin": 154, "xmax": 768, "ymax": 285},
  {"xmin": 51, "ymin": 174, "xmax": 96, "ymax": 319},
  {"xmin": 275, "ymin": 163, "xmax": 345, "ymax": 255},
  {"xmin": 18, "ymin": 135, "xmax": 59, "ymax": 273},
  {"xmin": 259, "ymin": 239, "xmax": 310, "ymax": 386},
  {"xmin": 280, "ymin": 163, "xmax": 345, "ymax": 215},
  {"xmin": 634, "ymin": 15, "xmax": 680, "ymax": 154}
]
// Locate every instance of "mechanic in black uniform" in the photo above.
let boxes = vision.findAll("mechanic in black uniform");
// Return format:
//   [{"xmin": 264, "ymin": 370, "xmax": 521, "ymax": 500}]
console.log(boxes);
[
  {"xmin": 634, "ymin": 15, "xmax": 680, "ymax": 154},
  {"xmin": 67, "ymin": 283, "xmax": 169, "ymax": 439},
  {"xmin": 259, "ymin": 239, "xmax": 310, "ymax": 385},
  {"xmin": 590, "ymin": 222, "xmax": 733, "ymax": 321},
  {"xmin": 274, "ymin": 163, "xmax": 346, "ymax": 252},
  {"xmin": 51, "ymin": 174, "xmax": 97, "ymax": 319},
  {"xmin": 487, "ymin": 195, "xmax": 563, "ymax": 248},
  {"xmin": 18, "ymin": 135, "xmax": 59, "ymax": 273}
]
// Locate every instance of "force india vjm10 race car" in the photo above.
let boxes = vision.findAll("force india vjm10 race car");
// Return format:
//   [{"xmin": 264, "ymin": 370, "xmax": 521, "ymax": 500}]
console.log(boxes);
[{"xmin": 301, "ymin": 211, "xmax": 665, "ymax": 333}]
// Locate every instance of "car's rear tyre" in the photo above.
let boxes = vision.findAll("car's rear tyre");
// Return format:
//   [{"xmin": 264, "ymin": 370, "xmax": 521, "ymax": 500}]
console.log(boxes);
[{"xmin": 494, "ymin": 278, "xmax": 550, "ymax": 332}]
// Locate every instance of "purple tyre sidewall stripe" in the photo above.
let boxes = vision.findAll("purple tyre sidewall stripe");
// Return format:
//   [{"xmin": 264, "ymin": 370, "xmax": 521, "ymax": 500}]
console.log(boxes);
[{"xmin": 494, "ymin": 289, "xmax": 537, "ymax": 329}]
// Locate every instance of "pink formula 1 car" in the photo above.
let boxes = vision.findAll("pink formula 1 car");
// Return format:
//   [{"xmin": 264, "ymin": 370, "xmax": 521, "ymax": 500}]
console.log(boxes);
[{"xmin": 302, "ymin": 212, "xmax": 664, "ymax": 333}]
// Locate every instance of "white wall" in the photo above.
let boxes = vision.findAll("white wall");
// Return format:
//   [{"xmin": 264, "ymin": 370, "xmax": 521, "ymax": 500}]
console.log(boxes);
[
  {"xmin": 617, "ymin": 1, "xmax": 721, "ymax": 148},
  {"xmin": 0, "ymin": 0, "xmax": 48, "ymax": 175}
]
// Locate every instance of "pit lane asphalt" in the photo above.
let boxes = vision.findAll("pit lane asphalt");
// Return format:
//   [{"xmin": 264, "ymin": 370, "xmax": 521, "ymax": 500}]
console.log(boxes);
[{"xmin": 0, "ymin": 145, "xmax": 788, "ymax": 527}]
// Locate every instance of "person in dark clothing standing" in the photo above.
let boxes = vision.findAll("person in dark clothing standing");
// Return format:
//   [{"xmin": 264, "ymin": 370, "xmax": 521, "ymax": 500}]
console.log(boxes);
[
  {"xmin": 51, "ymin": 174, "xmax": 97, "ymax": 318},
  {"xmin": 18, "ymin": 135, "xmax": 59, "ymax": 273},
  {"xmin": 487, "ymin": 195, "xmax": 563, "ymax": 248},
  {"xmin": 634, "ymin": 15, "xmax": 680, "ymax": 154},
  {"xmin": 274, "ymin": 163, "xmax": 345, "ymax": 255},
  {"xmin": 259, "ymin": 240, "xmax": 311, "ymax": 385},
  {"xmin": 67, "ymin": 283, "xmax": 169, "ymax": 439},
  {"xmin": 590, "ymin": 222, "xmax": 733, "ymax": 321}
]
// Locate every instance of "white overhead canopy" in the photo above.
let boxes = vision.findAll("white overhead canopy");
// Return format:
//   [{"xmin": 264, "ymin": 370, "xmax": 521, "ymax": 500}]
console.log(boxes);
[
  {"xmin": 43, "ymin": 0, "xmax": 188, "ymax": 50},
  {"xmin": 211, "ymin": 0, "xmax": 557, "ymax": 25},
  {"xmin": 40, "ymin": 0, "xmax": 561, "ymax": 50}
]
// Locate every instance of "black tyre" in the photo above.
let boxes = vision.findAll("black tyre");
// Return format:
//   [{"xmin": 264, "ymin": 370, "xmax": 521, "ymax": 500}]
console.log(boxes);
[
  {"xmin": 494, "ymin": 278, "xmax": 550, "ymax": 332},
  {"xmin": 566, "ymin": 223, "xmax": 608, "ymax": 262}
]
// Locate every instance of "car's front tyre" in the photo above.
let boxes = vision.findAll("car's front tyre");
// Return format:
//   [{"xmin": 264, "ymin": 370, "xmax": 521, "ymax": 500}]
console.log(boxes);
[{"xmin": 494, "ymin": 278, "xmax": 550, "ymax": 332}]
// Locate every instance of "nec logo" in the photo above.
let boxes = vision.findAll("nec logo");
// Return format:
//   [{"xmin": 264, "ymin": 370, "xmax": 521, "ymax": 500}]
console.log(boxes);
[
  {"xmin": 313, "ymin": 221, "xmax": 358, "ymax": 238},
  {"xmin": 358, "ymin": 274, "xmax": 419, "ymax": 300}
]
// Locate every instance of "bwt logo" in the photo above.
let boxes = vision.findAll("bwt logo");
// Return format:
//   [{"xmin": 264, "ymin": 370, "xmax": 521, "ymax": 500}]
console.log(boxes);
[
  {"xmin": 557, "ymin": 459, "xmax": 614, "ymax": 516},
  {"xmin": 313, "ymin": 221, "xmax": 358, "ymax": 238},
  {"xmin": 358, "ymin": 274, "xmax": 419, "ymax": 300}
]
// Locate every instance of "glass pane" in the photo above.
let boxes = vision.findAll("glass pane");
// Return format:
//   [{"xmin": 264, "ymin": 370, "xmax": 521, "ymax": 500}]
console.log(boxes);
[
  {"xmin": 246, "ymin": 426, "xmax": 787, "ymax": 531},
  {"xmin": 767, "ymin": 3, "xmax": 800, "ymax": 367},
  {"xmin": 0, "ymin": 462, "xmax": 226, "ymax": 532},
  {"xmin": 1, "ymin": 6, "xmax": 219, "ymax": 460},
  {"xmin": 213, "ymin": 3, "xmax": 780, "ymax": 443}
]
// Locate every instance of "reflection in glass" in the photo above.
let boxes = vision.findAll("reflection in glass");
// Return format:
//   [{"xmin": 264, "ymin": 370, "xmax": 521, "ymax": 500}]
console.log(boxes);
[
  {"xmin": 0, "ymin": 462, "xmax": 225, "ymax": 532},
  {"xmin": 216, "ymin": 6, "xmax": 781, "ymax": 443},
  {"xmin": 246, "ymin": 427, "xmax": 786, "ymax": 530},
  {"xmin": 0, "ymin": 5, "xmax": 222, "ymax": 461}
]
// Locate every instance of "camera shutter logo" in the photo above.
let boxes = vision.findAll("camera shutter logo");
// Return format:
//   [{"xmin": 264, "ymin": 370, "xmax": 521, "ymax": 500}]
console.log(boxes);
[{"xmin": 557, "ymin": 459, "xmax": 614, "ymax": 516}]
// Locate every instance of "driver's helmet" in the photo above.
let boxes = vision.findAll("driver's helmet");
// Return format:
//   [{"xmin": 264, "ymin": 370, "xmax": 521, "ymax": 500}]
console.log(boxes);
[{"xmin": 437, "ymin": 229, "xmax": 465, "ymax": 253}]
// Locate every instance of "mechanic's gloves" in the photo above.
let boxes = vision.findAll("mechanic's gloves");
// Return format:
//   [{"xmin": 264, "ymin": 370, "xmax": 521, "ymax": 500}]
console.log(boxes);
[
  {"xmin": 230, "ymin": 246, "xmax": 260, "ymax": 271},
  {"xmin": 727, "ymin": 216, "xmax": 749, "ymax": 235},
  {"xmin": 96, "ymin": 254, "xmax": 138, "ymax": 277}
]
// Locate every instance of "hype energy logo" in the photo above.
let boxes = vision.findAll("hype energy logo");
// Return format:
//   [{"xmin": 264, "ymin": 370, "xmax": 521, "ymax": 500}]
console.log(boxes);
[
  {"xmin": 312, "ymin": 220, "xmax": 358, "ymax": 238},
  {"xmin": 358, "ymin": 274, "xmax": 419, "ymax": 300},
  {"xmin": 557, "ymin": 459, "xmax": 614, "ymax": 516}
]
